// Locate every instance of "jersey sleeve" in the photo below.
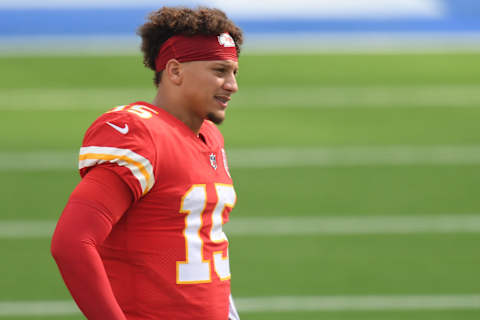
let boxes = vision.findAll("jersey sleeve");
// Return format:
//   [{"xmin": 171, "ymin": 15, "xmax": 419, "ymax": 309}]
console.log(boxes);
[{"xmin": 78, "ymin": 108, "xmax": 156, "ymax": 201}]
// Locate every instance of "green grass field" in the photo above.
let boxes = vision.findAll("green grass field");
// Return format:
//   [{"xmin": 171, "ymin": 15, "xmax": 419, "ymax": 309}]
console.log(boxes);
[{"xmin": 1, "ymin": 53, "xmax": 480, "ymax": 319}]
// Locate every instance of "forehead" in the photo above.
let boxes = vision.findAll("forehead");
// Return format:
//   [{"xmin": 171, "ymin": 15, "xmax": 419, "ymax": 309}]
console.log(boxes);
[
  {"xmin": 208, "ymin": 60, "xmax": 238, "ymax": 67},
  {"xmin": 184, "ymin": 60, "xmax": 239, "ymax": 69}
]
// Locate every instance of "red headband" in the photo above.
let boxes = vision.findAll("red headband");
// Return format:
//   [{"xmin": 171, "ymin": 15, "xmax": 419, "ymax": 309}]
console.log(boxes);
[{"xmin": 155, "ymin": 33, "xmax": 238, "ymax": 72}]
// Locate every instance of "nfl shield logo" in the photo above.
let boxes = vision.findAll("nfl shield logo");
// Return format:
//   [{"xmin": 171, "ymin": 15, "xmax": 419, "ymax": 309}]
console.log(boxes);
[{"xmin": 209, "ymin": 153, "xmax": 217, "ymax": 170}]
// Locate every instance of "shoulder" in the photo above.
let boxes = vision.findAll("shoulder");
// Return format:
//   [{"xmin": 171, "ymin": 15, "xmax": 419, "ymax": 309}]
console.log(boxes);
[
  {"xmin": 79, "ymin": 103, "xmax": 159, "ymax": 200},
  {"xmin": 85, "ymin": 103, "xmax": 157, "ymax": 139}
]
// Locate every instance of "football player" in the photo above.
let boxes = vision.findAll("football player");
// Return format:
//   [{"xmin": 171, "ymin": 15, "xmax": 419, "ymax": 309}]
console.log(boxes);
[{"xmin": 51, "ymin": 6, "xmax": 242, "ymax": 320}]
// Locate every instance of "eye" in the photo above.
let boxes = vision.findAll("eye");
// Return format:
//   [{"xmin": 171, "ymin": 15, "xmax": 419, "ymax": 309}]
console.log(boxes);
[{"xmin": 214, "ymin": 68, "xmax": 226, "ymax": 74}]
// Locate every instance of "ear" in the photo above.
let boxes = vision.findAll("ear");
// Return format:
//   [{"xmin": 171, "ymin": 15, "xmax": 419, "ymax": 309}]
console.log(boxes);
[{"xmin": 164, "ymin": 59, "xmax": 183, "ymax": 85}]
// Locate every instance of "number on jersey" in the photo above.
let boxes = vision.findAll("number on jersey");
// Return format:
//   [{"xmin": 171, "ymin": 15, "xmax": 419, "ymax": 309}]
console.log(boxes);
[
  {"xmin": 108, "ymin": 104, "xmax": 159, "ymax": 119},
  {"xmin": 177, "ymin": 184, "xmax": 236, "ymax": 284}
]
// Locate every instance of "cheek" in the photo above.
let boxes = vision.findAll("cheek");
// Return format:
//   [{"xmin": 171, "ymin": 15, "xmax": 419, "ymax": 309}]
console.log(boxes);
[
  {"xmin": 182, "ymin": 80, "xmax": 214, "ymax": 113},
  {"xmin": 186, "ymin": 85, "xmax": 211, "ymax": 104},
  {"xmin": 183, "ymin": 78, "xmax": 204, "ymax": 99},
  {"xmin": 182, "ymin": 72, "xmax": 220, "ymax": 106},
  {"xmin": 193, "ymin": 81, "xmax": 217, "ymax": 101}
]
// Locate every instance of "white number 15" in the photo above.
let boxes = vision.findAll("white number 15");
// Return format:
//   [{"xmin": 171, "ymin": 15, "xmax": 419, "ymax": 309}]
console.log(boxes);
[{"xmin": 177, "ymin": 184, "xmax": 236, "ymax": 284}]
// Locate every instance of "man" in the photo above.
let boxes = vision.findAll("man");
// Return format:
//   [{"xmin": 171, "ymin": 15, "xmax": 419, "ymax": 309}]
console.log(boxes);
[{"xmin": 51, "ymin": 7, "xmax": 243, "ymax": 320}]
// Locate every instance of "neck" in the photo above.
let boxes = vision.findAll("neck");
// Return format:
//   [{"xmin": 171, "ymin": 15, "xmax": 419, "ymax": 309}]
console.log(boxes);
[{"xmin": 152, "ymin": 87, "xmax": 204, "ymax": 134}]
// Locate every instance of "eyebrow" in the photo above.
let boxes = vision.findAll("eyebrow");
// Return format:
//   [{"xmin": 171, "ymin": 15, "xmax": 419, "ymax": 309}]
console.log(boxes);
[
  {"xmin": 213, "ymin": 61, "xmax": 239, "ymax": 72},
  {"xmin": 213, "ymin": 61, "xmax": 236, "ymax": 66}
]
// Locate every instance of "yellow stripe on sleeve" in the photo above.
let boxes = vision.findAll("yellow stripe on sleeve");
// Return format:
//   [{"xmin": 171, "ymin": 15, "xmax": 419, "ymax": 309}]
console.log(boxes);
[{"xmin": 79, "ymin": 146, "xmax": 155, "ymax": 196}]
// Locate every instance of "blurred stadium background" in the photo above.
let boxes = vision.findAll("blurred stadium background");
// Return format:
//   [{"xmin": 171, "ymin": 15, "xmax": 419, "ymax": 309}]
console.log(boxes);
[{"xmin": 1, "ymin": 0, "xmax": 480, "ymax": 319}]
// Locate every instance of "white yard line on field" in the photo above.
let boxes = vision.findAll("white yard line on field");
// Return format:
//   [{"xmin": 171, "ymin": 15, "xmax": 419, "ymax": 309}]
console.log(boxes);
[
  {"xmin": 3, "ymin": 214, "xmax": 480, "ymax": 239},
  {"xmin": 225, "ymin": 214, "xmax": 480, "ymax": 235},
  {"xmin": 2, "ymin": 295, "xmax": 480, "ymax": 316},
  {"xmin": 0, "ymin": 301, "xmax": 79, "ymax": 316},
  {"xmin": 1, "ymin": 85, "xmax": 480, "ymax": 110},
  {"xmin": 236, "ymin": 295, "xmax": 480, "ymax": 312},
  {"xmin": 0, "ymin": 151, "xmax": 77, "ymax": 170},
  {"xmin": 227, "ymin": 146, "xmax": 480, "ymax": 167},
  {"xmin": 0, "ymin": 221, "xmax": 56, "ymax": 238},
  {"xmin": 233, "ymin": 85, "xmax": 480, "ymax": 108},
  {"xmin": 4, "ymin": 146, "xmax": 480, "ymax": 170}
]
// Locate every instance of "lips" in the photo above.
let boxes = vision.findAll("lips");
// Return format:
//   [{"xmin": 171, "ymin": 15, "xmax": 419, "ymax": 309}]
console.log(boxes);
[
  {"xmin": 214, "ymin": 95, "xmax": 231, "ymax": 108},
  {"xmin": 215, "ymin": 95, "xmax": 230, "ymax": 103}
]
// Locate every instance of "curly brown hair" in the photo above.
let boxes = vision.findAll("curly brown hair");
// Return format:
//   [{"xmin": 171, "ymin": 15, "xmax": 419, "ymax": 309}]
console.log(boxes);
[{"xmin": 137, "ymin": 6, "xmax": 243, "ymax": 86}]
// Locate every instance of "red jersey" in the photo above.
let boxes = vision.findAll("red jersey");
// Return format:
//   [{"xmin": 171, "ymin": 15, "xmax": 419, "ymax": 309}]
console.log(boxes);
[{"xmin": 78, "ymin": 101, "xmax": 236, "ymax": 320}]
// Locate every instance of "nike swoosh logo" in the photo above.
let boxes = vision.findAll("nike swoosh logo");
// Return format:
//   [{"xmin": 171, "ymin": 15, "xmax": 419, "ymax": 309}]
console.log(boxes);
[{"xmin": 106, "ymin": 121, "xmax": 129, "ymax": 134}]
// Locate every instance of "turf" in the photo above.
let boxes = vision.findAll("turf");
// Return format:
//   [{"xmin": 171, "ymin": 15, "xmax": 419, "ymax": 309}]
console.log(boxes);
[
  {"xmin": 2, "ymin": 234, "xmax": 480, "ymax": 300},
  {"xmin": 230, "ymin": 234, "xmax": 480, "ymax": 296},
  {"xmin": 3, "ymin": 106, "xmax": 480, "ymax": 150},
  {"xmin": 3, "ymin": 165, "xmax": 480, "ymax": 220},
  {"xmin": 8, "ymin": 310, "xmax": 480, "ymax": 320},
  {"xmin": 1, "ymin": 52, "xmax": 480, "ymax": 319},
  {"xmin": 2, "ymin": 54, "xmax": 480, "ymax": 89},
  {"xmin": 242, "ymin": 310, "xmax": 480, "ymax": 320}
]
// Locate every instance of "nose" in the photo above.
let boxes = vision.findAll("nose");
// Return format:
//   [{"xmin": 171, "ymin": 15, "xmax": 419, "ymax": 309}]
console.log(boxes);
[{"xmin": 223, "ymin": 73, "xmax": 238, "ymax": 93}]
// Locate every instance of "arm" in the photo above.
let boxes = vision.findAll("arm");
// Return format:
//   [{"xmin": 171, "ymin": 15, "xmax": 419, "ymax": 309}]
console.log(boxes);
[{"xmin": 51, "ymin": 167, "xmax": 133, "ymax": 320}]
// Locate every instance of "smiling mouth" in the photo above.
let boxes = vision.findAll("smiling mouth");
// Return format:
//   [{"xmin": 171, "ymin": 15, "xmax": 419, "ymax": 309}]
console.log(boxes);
[{"xmin": 214, "ymin": 95, "xmax": 231, "ymax": 108}]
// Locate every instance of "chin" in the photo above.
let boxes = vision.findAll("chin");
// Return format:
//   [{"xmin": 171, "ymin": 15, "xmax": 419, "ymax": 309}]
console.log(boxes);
[{"xmin": 206, "ymin": 112, "xmax": 225, "ymax": 125}]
